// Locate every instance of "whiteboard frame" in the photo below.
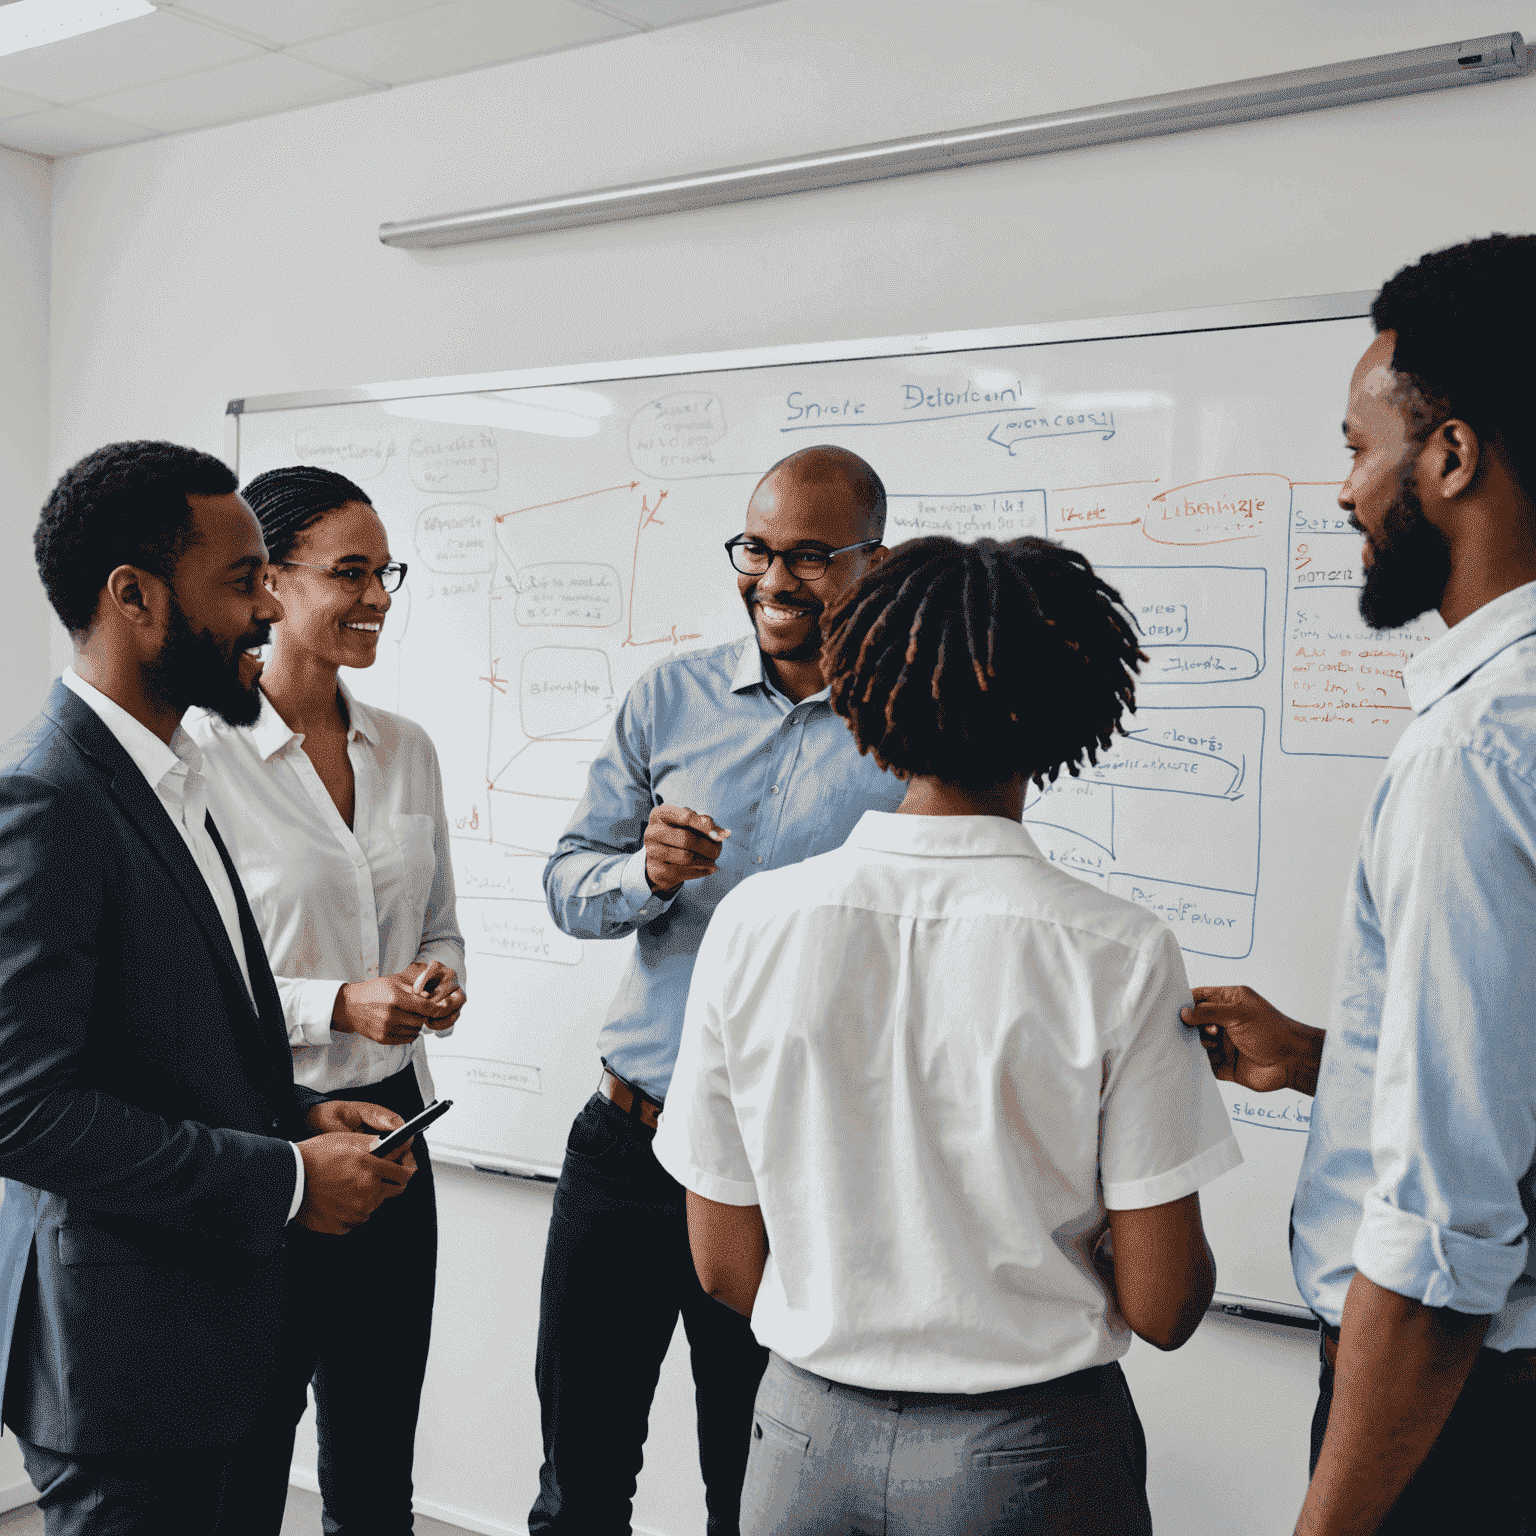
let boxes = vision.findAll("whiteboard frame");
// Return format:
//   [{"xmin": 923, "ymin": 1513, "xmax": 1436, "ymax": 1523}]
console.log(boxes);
[
  {"xmin": 226, "ymin": 290, "xmax": 1374, "ymax": 419},
  {"xmin": 229, "ymin": 290, "xmax": 1372, "ymax": 1327}
]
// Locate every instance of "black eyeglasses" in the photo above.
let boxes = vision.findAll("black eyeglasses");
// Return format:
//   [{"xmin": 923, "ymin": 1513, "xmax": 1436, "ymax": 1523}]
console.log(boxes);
[
  {"xmin": 282, "ymin": 560, "xmax": 408, "ymax": 594},
  {"xmin": 724, "ymin": 536, "xmax": 880, "ymax": 582}
]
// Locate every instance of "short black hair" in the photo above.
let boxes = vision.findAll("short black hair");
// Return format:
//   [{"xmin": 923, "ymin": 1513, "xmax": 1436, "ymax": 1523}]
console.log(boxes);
[
  {"xmin": 759, "ymin": 445, "xmax": 886, "ymax": 540},
  {"xmin": 241, "ymin": 465, "xmax": 373, "ymax": 565},
  {"xmin": 34, "ymin": 440, "xmax": 237, "ymax": 635},
  {"xmin": 822, "ymin": 535, "xmax": 1144, "ymax": 790},
  {"xmin": 1372, "ymin": 233, "xmax": 1536, "ymax": 504}
]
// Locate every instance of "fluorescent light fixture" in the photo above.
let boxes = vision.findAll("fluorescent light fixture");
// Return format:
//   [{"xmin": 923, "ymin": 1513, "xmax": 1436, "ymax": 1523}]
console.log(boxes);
[
  {"xmin": 382, "ymin": 392, "xmax": 605, "ymax": 438},
  {"xmin": 0, "ymin": 0, "xmax": 155, "ymax": 60},
  {"xmin": 381, "ymin": 32, "xmax": 1531, "ymax": 248}
]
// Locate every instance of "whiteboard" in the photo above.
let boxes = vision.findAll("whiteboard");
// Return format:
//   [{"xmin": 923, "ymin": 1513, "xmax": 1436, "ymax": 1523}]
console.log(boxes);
[{"xmin": 231, "ymin": 294, "xmax": 1442, "ymax": 1318}]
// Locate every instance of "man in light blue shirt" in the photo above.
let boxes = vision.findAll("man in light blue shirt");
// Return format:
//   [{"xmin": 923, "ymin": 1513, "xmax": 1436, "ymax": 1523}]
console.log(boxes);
[
  {"xmin": 528, "ymin": 446, "xmax": 905, "ymax": 1536},
  {"xmin": 1184, "ymin": 235, "xmax": 1536, "ymax": 1536}
]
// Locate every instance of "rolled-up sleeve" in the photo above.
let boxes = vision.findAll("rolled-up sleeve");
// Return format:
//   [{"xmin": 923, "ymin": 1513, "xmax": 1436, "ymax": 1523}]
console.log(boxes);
[
  {"xmin": 1353, "ymin": 747, "xmax": 1536, "ymax": 1312},
  {"xmin": 1101, "ymin": 926, "xmax": 1243, "ymax": 1210},
  {"xmin": 543, "ymin": 680, "xmax": 679, "ymax": 940},
  {"xmin": 653, "ymin": 915, "xmax": 758, "ymax": 1206}
]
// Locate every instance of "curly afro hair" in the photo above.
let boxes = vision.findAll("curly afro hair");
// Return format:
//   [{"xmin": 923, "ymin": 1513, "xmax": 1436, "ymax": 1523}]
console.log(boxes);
[
  {"xmin": 821, "ymin": 535, "xmax": 1144, "ymax": 791},
  {"xmin": 1372, "ymin": 233, "xmax": 1536, "ymax": 503},
  {"xmin": 34, "ymin": 440, "xmax": 237, "ymax": 635}
]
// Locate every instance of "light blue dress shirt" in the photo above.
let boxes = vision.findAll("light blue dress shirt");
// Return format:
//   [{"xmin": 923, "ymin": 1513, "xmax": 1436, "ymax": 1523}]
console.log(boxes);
[
  {"xmin": 543, "ymin": 636, "xmax": 907, "ymax": 1100},
  {"xmin": 1291, "ymin": 580, "xmax": 1536, "ymax": 1348}
]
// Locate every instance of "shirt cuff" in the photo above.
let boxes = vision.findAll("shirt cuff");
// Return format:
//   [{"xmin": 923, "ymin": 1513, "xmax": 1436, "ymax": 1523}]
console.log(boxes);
[
  {"xmin": 1354, "ymin": 1191, "xmax": 1531, "ymax": 1313},
  {"xmin": 616, "ymin": 846, "xmax": 679, "ymax": 926},
  {"xmin": 653, "ymin": 1122, "xmax": 759, "ymax": 1207},
  {"xmin": 288, "ymin": 979, "xmax": 346, "ymax": 1047},
  {"xmin": 288, "ymin": 1142, "xmax": 305, "ymax": 1223},
  {"xmin": 1102, "ymin": 1134, "xmax": 1244, "ymax": 1211}
]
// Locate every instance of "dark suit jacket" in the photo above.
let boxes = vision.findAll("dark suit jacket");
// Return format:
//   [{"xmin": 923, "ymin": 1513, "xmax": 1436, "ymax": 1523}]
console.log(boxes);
[{"xmin": 0, "ymin": 681, "xmax": 320, "ymax": 1454}]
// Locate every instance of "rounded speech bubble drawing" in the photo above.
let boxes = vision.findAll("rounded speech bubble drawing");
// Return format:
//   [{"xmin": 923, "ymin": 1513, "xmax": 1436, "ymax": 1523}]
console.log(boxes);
[{"xmin": 414, "ymin": 504, "xmax": 495, "ymax": 575}]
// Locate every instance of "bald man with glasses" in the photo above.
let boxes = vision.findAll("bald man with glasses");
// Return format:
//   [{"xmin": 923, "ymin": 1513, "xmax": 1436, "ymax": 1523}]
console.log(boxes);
[{"xmin": 530, "ymin": 446, "xmax": 907, "ymax": 1536}]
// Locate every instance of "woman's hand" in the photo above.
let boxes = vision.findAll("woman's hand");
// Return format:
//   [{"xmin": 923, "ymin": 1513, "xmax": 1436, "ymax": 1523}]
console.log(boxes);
[
  {"xmin": 402, "ymin": 959, "xmax": 466, "ymax": 1032},
  {"xmin": 332, "ymin": 969, "xmax": 457, "ymax": 1044}
]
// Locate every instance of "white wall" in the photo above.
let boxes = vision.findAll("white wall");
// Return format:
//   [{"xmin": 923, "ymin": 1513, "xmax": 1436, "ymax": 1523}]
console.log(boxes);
[
  {"xmin": 0, "ymin": 144, "xmax": 53, "ymax": 743},
  {"xmin": 40, "ymin": 3, "xmax": 1536, "ymax": 1532}
]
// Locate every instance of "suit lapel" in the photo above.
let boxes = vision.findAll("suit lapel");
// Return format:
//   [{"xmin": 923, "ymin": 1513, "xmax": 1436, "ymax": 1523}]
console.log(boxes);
[
  {"xmin": 205, "ymin": 814, "xmax": 295, "ymax": 1093},
  {"xmin": 47, "ymin": 684, "xmax": 262, "ymax": 1026}
]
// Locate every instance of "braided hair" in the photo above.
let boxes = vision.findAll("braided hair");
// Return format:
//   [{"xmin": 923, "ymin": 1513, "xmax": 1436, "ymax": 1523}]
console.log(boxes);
[
  {"xmin": 821, "ymin": 536, "xmax": 1144, "ymax": 790},
  {"xmin": 241, "ymin": 465, "xmax": 372, "ymax": 564}
]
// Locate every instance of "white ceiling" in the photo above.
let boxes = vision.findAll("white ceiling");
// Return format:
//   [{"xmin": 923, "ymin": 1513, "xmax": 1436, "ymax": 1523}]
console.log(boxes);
[{"xmin": 0, "ymin": 0, "xmax": 775, "ymax": 159}]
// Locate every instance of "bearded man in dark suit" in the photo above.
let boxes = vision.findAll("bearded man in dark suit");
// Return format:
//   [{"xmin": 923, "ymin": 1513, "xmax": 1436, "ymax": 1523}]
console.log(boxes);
[{"xmin": 0, "ymin": 441, "xmax": 417, "ymax": 1535}]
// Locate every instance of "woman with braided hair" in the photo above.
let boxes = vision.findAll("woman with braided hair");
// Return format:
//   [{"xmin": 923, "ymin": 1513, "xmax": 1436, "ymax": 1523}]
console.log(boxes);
[
  {"xmin": 189, "ymin": 465, "xmax": 465, "ymax": 1535},
  {"xmin": 654, "ymin": 534, "xmax": 1242, "ymax": 1535}
]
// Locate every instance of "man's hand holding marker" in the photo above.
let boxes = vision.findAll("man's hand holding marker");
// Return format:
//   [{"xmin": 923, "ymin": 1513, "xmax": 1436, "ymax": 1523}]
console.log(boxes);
[{"xmin": 644, "ymin": 803, "xmax": 730, "ymax": 896}]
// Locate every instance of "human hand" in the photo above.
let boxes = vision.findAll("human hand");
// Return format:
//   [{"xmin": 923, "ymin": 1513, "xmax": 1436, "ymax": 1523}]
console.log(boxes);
[
  {"xmin": 305, "ymin": 1100, "xmax": 405, "ymax": 1138},
  {"xmin": 296, "ymin": 1131, "xmax": 414, "ymax": 1234},
  {"xmin": 403, "ymin": 959, "xmax": 466, "ymax": 1032},
  {"xmin": 643, "ymin": 803, "xmax": 730, "ymax": 895},
  {"xmin": 332, "ymin": 971, "xmax": 457, "ymax": 1044},
  {"xmin": 1179, "ymin": 985, "xmax": 1324, "ymax": 1097}
]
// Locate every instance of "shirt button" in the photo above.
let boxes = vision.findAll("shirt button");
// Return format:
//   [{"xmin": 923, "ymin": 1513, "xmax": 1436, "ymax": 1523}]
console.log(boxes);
[
  {"xmin": 754, "ymin": 856, "xmax": 763, "ymax": 865},
  {"xmin": 770, "ymin": 785, "xmax": 779, "ymax": 794}
]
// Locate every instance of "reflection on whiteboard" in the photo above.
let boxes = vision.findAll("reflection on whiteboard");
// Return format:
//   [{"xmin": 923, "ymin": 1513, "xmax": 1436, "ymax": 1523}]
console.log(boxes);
[{"xmin": 234, "ymin": 300, "xmax": 1446, "ymax": 1313}]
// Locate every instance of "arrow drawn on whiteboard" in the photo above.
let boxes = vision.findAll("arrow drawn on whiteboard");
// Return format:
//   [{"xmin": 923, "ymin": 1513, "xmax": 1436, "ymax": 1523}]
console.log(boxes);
[
  {"xmin": 987, "ymin": 415, "xmax": 1116, "ymax": 454},
  {"xmin": 495, "ymin": 482, "xmax": 640, "ymax": 523}
]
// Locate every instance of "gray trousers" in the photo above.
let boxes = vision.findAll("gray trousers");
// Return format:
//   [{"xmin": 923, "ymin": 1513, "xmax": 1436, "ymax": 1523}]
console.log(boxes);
[{"xmin": 741, "ymin": 1352, "xmax": 1153, "ymax": 1536}]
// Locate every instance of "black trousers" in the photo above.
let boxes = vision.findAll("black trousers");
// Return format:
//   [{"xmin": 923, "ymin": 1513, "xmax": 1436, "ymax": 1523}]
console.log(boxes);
[
  {"xmin": 218, "ymin": 1066, "xmax": 438, "ymax": 1536},
  {"xmin": 528, "ymin": 1091, "xmax": 770, "ymax": 1535},
  {"xmin": 15, "ymin": 1435, "xmax": 235, "ymax": 1535},
  {"xmin": 1309, "ymin": 1329, "xmax": 1535, "ymax": 1534}
]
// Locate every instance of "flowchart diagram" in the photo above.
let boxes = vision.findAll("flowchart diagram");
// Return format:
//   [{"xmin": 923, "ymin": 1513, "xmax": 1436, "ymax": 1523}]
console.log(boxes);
[{"xmin": 282, "ymin": 376, "xmax": 1446, "ymax": 1003}]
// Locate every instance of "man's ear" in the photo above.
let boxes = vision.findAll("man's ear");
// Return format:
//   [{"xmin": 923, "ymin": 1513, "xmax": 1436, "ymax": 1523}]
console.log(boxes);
[
  {"xmin": 103, "ymin": 565, "xmax": 164, "ymax": 630},
  {"xmin": 865, "ymin": 544, "xmax": 890, "ymax": 569},
  {"xmin": 1421, "ymin": 418, "xmax": 1482, "ymax": 504}
]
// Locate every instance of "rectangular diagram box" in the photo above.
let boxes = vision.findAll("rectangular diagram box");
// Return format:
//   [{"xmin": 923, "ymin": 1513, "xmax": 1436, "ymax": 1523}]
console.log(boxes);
[
  {"xmin": 1102, "ymin": 565, "xmax": 1266, "ymax": 684},
  {"xmin": 1282, "ymin": 509, "xmax": 1442, "ymax": 758},
  {"xmin": 886, "ymin": 489, "xmax": 1046, "ymax": 543},
  {"xmin": 1024, "ymin": 705, "xmax": 1264, "ymax": 960}
]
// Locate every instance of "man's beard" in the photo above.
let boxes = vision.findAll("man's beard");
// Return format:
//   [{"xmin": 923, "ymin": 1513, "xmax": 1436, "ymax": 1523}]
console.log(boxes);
[
  {"xmin": 748, "ymin": 595, "xmax": 825, "ymax": 663},
  {"xmin": 1357, "ymin": 473, "xmax": 1452, "ymax": 631},
  {"xmin": 147, "ymin": 595, "xmax": 266, "ymax": 728}
]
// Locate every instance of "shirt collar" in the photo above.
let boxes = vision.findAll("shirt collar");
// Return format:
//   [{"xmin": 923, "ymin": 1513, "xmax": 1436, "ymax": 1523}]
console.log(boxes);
[
  {"xmin": 728, "ymin": 637, "xmax": 831, "ymax": 707},
  {"xmin": 1405, "ymin": 580, "xmax": 1536, "ymax": 714},
  {"xmin": 61, "ymin": 668, "xmax": 194, "ymax": 796},
  {"xmin": 845, "ymin": 808, "xmax": 1045, "ymax": 860},
  {"xmin": 246, "ymin": 677, "xmax": 381, "ymax": 762}
]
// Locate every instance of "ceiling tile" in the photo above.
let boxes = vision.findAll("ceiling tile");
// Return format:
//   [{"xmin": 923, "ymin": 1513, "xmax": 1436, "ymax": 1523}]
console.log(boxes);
[
  {"xmin": 0, "ymin": 106, "xmax": 153, "ymax": 157},
  {"xmin": 167, "ymin": 0, "xmax": 445, "ymax": 49},
  {"xmin": 0, "ymin": 8, "xmax": 262, "ymax": 105},
  {"xmin": 84, "ymin": 49, "xmax": 374, "ymax": 133},
  {"xmin": 291, "ymin": 0, "xmax": 633, "ymax": 87},
  {"xmin": 0, "ymin": 83, "xmax": 54, "ymax": 121}
]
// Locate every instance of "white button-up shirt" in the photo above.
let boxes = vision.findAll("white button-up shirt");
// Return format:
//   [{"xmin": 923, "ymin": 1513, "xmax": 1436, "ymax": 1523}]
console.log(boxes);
[
  {"xmin": 189, "ymin": 682, "xmax": 465, "ymax": 1099},
  {"xmin": 61, "ymin": 669, "xmax": 304, "ymax": 1218},
  {"xmin": 655, "ymin": 811, "xmax": 1241, "ymax": 1392}
]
